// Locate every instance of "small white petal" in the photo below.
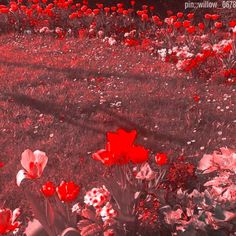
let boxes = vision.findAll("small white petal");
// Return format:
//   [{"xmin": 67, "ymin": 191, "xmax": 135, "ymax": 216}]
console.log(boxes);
[{"xmin": 16, "ymin": 170, "xmax": 28, "ymax": 186}]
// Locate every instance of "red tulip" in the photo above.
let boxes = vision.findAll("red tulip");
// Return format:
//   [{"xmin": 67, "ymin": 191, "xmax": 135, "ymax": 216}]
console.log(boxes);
[
  {"xmin": 141, "ymin": 13, "xmax": 149, "ymax": 21},
  {"xmin": 152, "ymin": 15, "xmax": 160, "ymax": 23},
  {"xmin": 123, "ymin": 10, "xmax": 129, "ymax": 15},
  {"xmin": 187, "ymin": 26, "xmax": 196, "ymax": 34},
  {"xmin": 198, "ymin": 22, "xmax": 205, "ymax": 30},
  {"xmin": 136, "ymin": 10, "xmax": 143, "ymax": 16},
  {"xmin": 41, "ymin": 181, "xmax": 55, "ymax": 197},
  {"xmin": 0, "ymin": 208, "xmax": 21, "ymax": 234},
  {"xmin": 215, "ymin": 21, "xmax": 222, "ymax": 28},
  {"xmin": 204, "ymin": 13, "xmax": 211, "ymax": 19},
  {"xmin": 183, "ymin": 20, "xmax": 191, "ymax": 28},
  {"xmin": 10, "ymin": 3, "xmax": 18, "ymax": 11},
  {"xmin": 56, "ymin": 181, "xmax": 80, "ymax": 202},
  {"xmin": 104, "ymin": 7, "xmax": 110, "ymax": 13},
  {"xmin": 187, "ymin": 13, "xmax": 194, "ymax": 19},
  {"xmin": 117, "ymin": 8, "xmax": 123, "ymax": 14},
  {"xmin": 93, "ymin": 129, "xmax": 149, "ymax": 166},
  {"xmin": 211, "ymin": 14, "xmax": 220, "ymax": 20},
  {"xmin": 193, "ymin": 95, "xmax": 200, "ymax": 103},
  {"xmin": 177, "ymin": 12, "xmax": 184, "ymax": 18},
  {"xmin": 69, "ymin": 12, "xmax": 77, "ymax": 20},
  {"xmin": 85, "ymin": 8, "xmax": 92, "ymax": 15},
  {"xmin": 96, "ymin": 3, "xmax": 103, "ymax": 9},
  {"xmin": 16, "ymin": 149, "xmax": 48, "ymax": 186},
  {"xmin": 174, "ymin": 21, "xmax": 182, "ymax": 29},
  {"xmin": 141, "ymin": 4, "xmax": 147, "ymax": 10},
  {"xmin": 111, "ymin": 6, "xmax": 117, "ymax": 11},
  {"xmin": 80, "ymin": 5, "xmax": 87, "ymax": 12},
  {"xmin": 228, "ymin": 20, "xmax": 236, "ymax": 27},
  {"xmin": 93, "ymin": 8, "xmax": 100, "ymax": 15},
  {"xmin": 149, "ymin": 6, "xmax": 155, "ymax": 11},
  {"xmin": 0, "ymin": 7, "xmax": 9, "ymax": 14},
  {"xmin": 130, "ymin": 1, "xmax": 135, "ymax": 6},
  {"xmin": 117, "ymin": 3, "xmax": 123, "ymax": 8},
  {"xmin": 155, "ymin": 153, "xmax": 168, "ymax": 166}
]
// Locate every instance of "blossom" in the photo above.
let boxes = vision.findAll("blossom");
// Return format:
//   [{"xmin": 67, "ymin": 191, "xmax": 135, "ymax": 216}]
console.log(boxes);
[
  {"xmin": 56, "ymin": 181, "xmax": 80, "ymax": 202},
  {"xmin": 0, "ymin": 208, "xmax": 21, "ymax": 234},
  {"xmin": 215, "ymin": 22, "xmax": 222, "ymax": 28},
  {"xmin": 100, "ymin": 203, "xmax": 117, "ymax": 222},
  {"xmin": 155, "ymin": 153, "xmax": 168, "ymax": 166},
  {"xmin": 193, "ymin": 95, "xmax": 200, "ymax": 103},
  {"xmin": 164, "ymin": 208, "xmax": 183, "ymax": 225},
  {"xmin": 84, "ymin": 186, "xmax": 110, "ymax": 208},
  {"xmin": 177, "ymin": 12, "xmax": 184, "ymax": 18},
  {"xmin": 183, "ymin": 20, "xmax": 191, "ymax": 28},
  {"xmin": 204, "ymin": 13, "xmax": 212, "ymax": 19},
  {"xmin": 136, "ymin": 163, "xmax": 156, "ymax": 180},
  {"xmin": 198, "ymin": 147, "xmax": 236, "ymax": 174},
  {"xmin": 187, "ymin": 13, "xmax": 194, "ymax": 19},
  {"xmin": 16, "ymin": 149, "xmax": 48, "ymax": 186},
  {"xmin": 92, "ymin": 129, "xmax": 149, "ymax": 166},
  {"xmin": 40, "ymin": 181, "xmax": 55, "ymax": 197}
]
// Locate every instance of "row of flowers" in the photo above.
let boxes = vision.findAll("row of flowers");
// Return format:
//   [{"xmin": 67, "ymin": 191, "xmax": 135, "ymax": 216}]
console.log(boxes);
[{"xmin": 0, "ymin": 0, "xmax": 235, "ymax": 84}]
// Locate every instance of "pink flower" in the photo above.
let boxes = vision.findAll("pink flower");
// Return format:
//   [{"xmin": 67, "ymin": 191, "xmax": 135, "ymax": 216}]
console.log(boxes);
[
  {"xmin": 198, "ymin": 147, "xmax": 236, "ymax": 174},
  {"xmin": 100, "ymin": 203, "xmax": 117, "ymax": 222},
  {"xmin": 136, "ymin": 163, "xmax": 156, "ymax": 181},
  {"xmin": 16, "ymin": 149, "xmax": 48, "ymax": 186},
  {"xmin": 0, "ymin": 208, "xmax": 21, "ymax": 234},
  {"xmin": 164, "ymin": 208, "xmax": 183, "ymax": 224}
]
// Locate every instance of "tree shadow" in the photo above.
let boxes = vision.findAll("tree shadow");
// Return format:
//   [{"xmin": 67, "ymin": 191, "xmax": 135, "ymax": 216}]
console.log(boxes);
[
  {"xmin": 3, "ymin": 92, "xmax": 193, "ymax": 150},
  {"xmin": 0, "ymin": 59, "xmax": 151, "ymax": 82},
  {"xmin": 4, "ymin": 92, "xmax": 105, "ymax": 134}
]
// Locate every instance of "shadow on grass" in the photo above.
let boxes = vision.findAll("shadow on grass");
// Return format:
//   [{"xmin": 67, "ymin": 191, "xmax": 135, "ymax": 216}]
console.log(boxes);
[
  {"xmin": 2, "ymin": 92, "xmax": 192, "ymax": 149},
  {"xmin": 0, "ymin": 59, "xmax": 150, "ymax": 82}
]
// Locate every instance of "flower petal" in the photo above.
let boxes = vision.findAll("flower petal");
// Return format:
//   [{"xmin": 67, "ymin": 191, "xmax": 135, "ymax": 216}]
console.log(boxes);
[
  {"xmin": 198, "ymin": 154, "xmax": 216, "ymax": 173},
  {"xmin": 16, "ymin": 169, "xmax": 28, "ymax": 186},
  {"xmin": 12, "ymin": 208, "xmax": 21, "ymax": 223},
  {"xmin": 128, "ymin": 146, "xmax": 149, "ymax": 164},
  {"xmin": 33, "ymin": 150, "xmax": 48, "ymax": 171},
  {"xmin": 92, "ymin": 149, "xmax": 113, "ymax": 165},
  {"xmin": 21, "ymin": 149, "xmax": 35, "ymax": 173}
]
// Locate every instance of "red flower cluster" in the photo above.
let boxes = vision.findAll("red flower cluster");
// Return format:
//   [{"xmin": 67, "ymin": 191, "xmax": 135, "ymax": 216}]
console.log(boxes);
[{"xmin": 93, "ymin": 129, "xmax": 149, "ymax": 166}]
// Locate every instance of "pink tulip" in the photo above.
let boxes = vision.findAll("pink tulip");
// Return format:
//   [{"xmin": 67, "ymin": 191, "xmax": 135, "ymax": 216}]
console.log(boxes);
[{"xmin": 16, "ymin": 149, "xmax": 48, "ymax": 186}]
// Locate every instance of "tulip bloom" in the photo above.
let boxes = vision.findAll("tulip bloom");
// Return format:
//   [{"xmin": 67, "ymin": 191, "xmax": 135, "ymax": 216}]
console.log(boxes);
[
  {"xmin": 56, "ymin": 181, "xmax": 80, "ymax": 202},
  {"xmin": 155, "ymin": 153, "xmax": 168, "ymax": 166},
  {"xmin": 40, "ymin": 181, "xmax": 55, "ymax": 197},
  {"xmin": 93, "ymin": 129, "xmax": 149, "ymax": 166},
  {"xmin": 183, "ymin": 20, "xmax": 191, "ymax": 28},
  {"xmin": 0, "ymin": 208, "xmax": 21, "ymax": 234},
  {"xmin": 177, "ymin": 12, "xmax": 184, "ymax": 18},
  {"xmin": 16, "ymin": 149, "xmax": 48, "ymax": 186},
  {"xmin": 187, "ymin": 13, "xmax": 194, "ymax": 19},
  {"xmin": 215, "ymin": 22, "xmax": 222, "ymax": 28}
]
